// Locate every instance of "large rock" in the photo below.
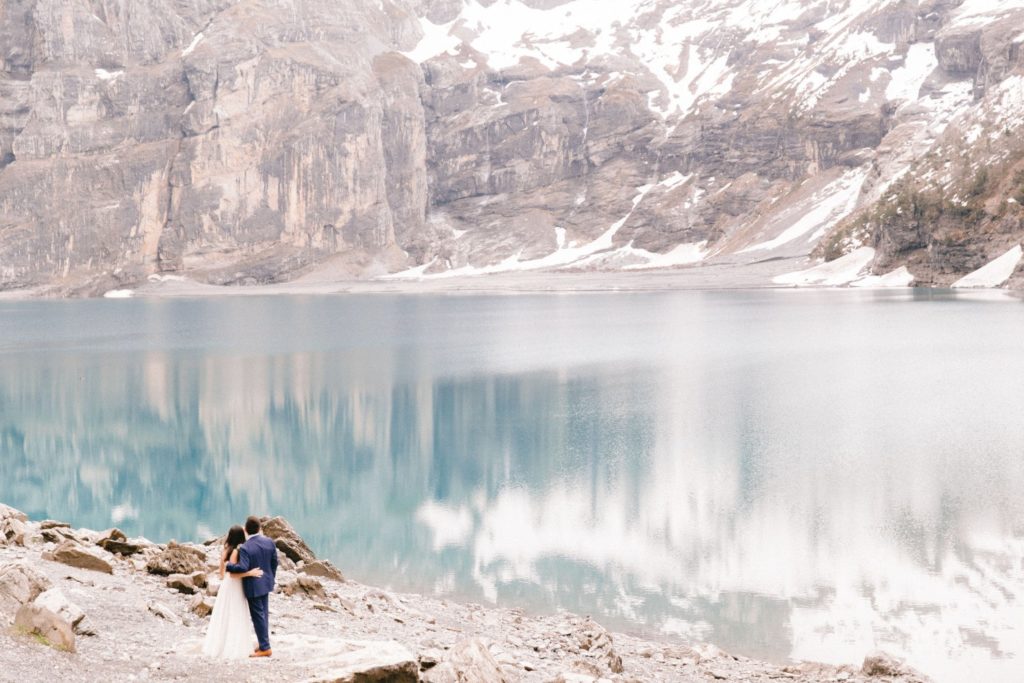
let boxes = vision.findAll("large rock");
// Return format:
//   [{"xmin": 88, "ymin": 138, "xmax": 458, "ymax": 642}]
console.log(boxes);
[
  {"xmin": 14, "ymin": 603, "xmax": 76, "ymax": 652},
  {"xmin": 146, "ymin": 542, "xmax": 207, "ymax": 576},
  {"xmin": 423, "ymin": 638, "xmax": 508, "ymax": 683},
  {"xmin": 166, "ymin": 573, "xmax": 199, "ymax": 595},
  {"xmin": 300, "ymin": 559, "xmax": 345, "ymax": 582},
  {"xmin": 44, "ymin": 541, "xmax": 115, "ymax": 574},
  {"xmin": 282, "ymin": 574, "xmax": 328, "ymax": 600},
  {"xmin": 0, "ymin": 562, "xmax": 52, "ymax": 624},
  {"xmin": 862, "ymin": 652, "xmax": 927, "ymax": 681},
  {"xmin": 0, "ymin": 504, "xmax": 27, "ymax": 522},
  {"xmin": 34, "ymin": 588, "xmax": 86, "ymax": 633},
  {"xmin": 261, "ymin": 516, "xmax": 316, "ymax": 564},
  {"xmin": 0, "ymin": 515, "xmax": 26, "ymax": 546},
  {"xmin": 305, "ymin": 640, "xmax": 419, "ymax": 683}
]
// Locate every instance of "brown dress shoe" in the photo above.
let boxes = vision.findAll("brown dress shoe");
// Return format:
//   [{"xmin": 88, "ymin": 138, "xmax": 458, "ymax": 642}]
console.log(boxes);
[{"xmin": 249, "ymin": 649, "xmax": 272, "ymax": 658}]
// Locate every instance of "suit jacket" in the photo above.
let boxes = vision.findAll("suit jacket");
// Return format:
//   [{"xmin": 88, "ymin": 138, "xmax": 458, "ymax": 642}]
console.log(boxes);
[{"xmin": 225, "ymin": 534, "xmax": 278, "ymax": 598}]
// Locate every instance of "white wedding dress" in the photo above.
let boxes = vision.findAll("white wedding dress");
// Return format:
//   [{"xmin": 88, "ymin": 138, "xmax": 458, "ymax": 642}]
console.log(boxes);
[{"xmin": 202, "ymin": 572, "xmax": 254, "ymax": 659}]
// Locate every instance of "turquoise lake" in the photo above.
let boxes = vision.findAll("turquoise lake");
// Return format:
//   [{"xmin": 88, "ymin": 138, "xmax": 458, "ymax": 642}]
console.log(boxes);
[{"xmin": 1, "ymin": 290, "xmax": 1023, "ymax": 681}]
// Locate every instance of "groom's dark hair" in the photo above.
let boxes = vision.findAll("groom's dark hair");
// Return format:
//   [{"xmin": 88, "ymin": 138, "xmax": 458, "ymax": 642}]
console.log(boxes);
[{"xmin": 245, "ymin": 516, "xmax": 261, "ymax": 535}]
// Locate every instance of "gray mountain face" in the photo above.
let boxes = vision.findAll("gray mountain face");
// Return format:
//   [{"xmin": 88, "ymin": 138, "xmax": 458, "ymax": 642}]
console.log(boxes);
[{"xmin": 1, "ymin": 0, "xmax": 1022, "ymax": 294}]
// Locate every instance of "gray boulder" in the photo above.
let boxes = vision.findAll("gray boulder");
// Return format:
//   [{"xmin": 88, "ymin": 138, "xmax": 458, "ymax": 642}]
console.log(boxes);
[
  {"xmin": 14, "ymin": 603, "xmax": 76, "ymax": 652},
  {"xmin": 305, "ymin": 640, "xmax": 419, "ymax": 683},
  {"xmin": 34, "ymin": 588, "xmax": 85, "ymax": 631},
  {"xmin": 423, "ymin": 638, "xmax": 508, "ymax": 683},
  {"xmin": 0, "ymin": 562, "xmax": 52, "ymax": 625}
]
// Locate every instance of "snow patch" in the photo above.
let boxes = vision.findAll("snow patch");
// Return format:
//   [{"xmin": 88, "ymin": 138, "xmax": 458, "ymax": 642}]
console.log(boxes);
[
  {"xmin": 850, "ymin": 266, "xmax": 915, "ymax": 288},
  {"xmin": 885, "ymin": 43, "xmax": 937, "ymax": 103},
  {"xmin": 952, "ymin": 245, "xmax": 1023, "ymax": 289},
  {"xmin": 741, "ymin": 168, "xmax": 868, "ymax": 253},
  {"xmin": 103, "ymin": 289, "xmax": 134, "ymax": 299},
  {"xmin": 182, "ymin": 32, "xmax": 204, "ymax": 57},
  {"xmin": 404, "ymin": 19, "xmax": 459, "ymax": 62},
  {"xmin": 773, "ymin": 247, "xmax": 876, "ymax": 286},
  {"xmin": 623, "ymin": 242, "xmax": 709, "ymax": 270},
  {"xmin": 95, "ymin": 68, "xmax": 123, "ymax": 81}
]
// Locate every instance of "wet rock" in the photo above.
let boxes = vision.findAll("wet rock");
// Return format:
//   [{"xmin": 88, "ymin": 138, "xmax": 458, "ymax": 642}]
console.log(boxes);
[
  {"xmin": 43, "ymin": 541, "xmax": 114, "ymax": 574},
  {"xmin": 305, "ymin": 640, "xmax": 419, "ymax": 683},
  {"xmin": 34, "ymin": 588, "xmax": 85, "ymax": 633},
  {"xmin": 145, "ymin": 542, "xmax": 207, "ymax": 576},
  {"xmin": 0, "ymin": 562, "xmax": 52, "ymax": 624},
  {"xmin": 299, "ymin": 559, "xmax": 345, "ymax": 582},
  {"xmin": 14, "ymin": 603, "xmax": 76, "ymax": 652},
  {"xmin": 261, "ymin": 516, "xmax": 317, "ymax": 564},
  {"xmin": 423, "ymin": 637, "xmax": 508, "ymax": 683}
]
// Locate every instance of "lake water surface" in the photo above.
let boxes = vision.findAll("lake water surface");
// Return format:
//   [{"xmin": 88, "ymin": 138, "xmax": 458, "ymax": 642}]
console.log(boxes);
[{"xmin": 1, "ymin": 290, "xmax": 1023, "ymax": 681}]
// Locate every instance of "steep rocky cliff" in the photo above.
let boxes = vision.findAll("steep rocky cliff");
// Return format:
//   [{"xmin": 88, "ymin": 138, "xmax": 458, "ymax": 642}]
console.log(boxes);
[{"xmin": 1, "ymin": 0, "xmax": 1023, "ymax": 294}]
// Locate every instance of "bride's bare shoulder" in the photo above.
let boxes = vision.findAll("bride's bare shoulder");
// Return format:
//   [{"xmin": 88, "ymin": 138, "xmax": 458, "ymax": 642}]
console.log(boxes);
[{"xmin": 229, "ymin": 548, "xmax": 239, "ymax": 563}]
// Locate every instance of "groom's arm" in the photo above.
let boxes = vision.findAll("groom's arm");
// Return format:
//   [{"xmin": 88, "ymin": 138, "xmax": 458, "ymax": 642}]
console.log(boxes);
[{"xmin": 225, "ymin": 545, "xmax": 252, "ymax": 575}]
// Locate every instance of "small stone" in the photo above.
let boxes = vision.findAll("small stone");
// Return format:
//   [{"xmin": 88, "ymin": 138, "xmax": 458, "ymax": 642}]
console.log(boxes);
[
  {"xmin": 14, "ymin": 603, "xmax": 76, "ymax": 652},
  {"xmin": 147, "ymin": 601, "xmax": 183, "ymax": 625},
  {"xmin": 190, "ymin": 594, "xmax": 214, "ymax": 618}
]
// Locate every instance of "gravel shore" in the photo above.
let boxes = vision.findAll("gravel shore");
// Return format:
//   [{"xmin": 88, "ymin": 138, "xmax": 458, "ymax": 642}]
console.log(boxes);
[{"xmin": 0, "ymin": 505, "xmax": 928, "ymax": 682}]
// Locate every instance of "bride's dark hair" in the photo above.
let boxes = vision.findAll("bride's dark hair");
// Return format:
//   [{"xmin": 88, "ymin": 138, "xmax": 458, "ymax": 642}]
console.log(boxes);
[{"xmin": 224, "ymin": 525, "xmax": 246, "ymax": 561}]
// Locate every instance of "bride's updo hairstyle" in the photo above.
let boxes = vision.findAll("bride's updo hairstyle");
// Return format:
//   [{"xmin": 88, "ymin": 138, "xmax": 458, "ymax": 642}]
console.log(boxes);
[{"xmin": 224, "ymin": 525, "xmax": 246, "ymax": 560}]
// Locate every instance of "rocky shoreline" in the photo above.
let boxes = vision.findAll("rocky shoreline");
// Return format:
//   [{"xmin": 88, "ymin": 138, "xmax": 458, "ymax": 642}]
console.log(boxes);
[{"xmin": 0, "ymin": 504, "xmax": 928, "ymax": 682}]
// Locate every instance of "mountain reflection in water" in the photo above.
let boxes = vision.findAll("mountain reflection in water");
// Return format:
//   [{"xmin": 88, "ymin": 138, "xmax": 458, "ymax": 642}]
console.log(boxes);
[{"xmin": 1, "ymin": 291, "xmax": 1023, "ymax": 682}]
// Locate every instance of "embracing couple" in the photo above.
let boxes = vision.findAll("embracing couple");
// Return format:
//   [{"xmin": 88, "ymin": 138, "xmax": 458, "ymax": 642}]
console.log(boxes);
[{"xmin": 202, "ymin": 516, "xmax": 279, "ymax": 659}]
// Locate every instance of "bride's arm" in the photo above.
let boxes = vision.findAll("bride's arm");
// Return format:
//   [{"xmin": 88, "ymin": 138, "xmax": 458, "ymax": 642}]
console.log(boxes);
[
  {"xmin": 226, "ymin": 548, "xmax": 263, "ymax": 578},
  {"xmin": 218, "ymin": 549, "xmax": 227, "ymax": 580}
]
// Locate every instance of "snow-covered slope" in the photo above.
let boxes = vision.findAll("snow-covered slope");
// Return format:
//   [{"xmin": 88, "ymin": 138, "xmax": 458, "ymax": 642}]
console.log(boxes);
[{"xmin": 394, "ymin": 0, "xmax": 1024, "ymax": 286}]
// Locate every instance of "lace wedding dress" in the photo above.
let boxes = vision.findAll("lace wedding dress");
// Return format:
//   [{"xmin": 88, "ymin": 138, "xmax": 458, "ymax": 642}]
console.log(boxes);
[{"xmin": 202, "ymin": 572, "xmax": 254, "ymax": 658}]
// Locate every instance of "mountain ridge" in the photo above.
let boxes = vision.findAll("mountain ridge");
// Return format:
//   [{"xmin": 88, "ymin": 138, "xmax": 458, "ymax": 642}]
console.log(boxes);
[{"xmin": 1, "ymin": 0, "xmax": 1022, "ymax": 295}]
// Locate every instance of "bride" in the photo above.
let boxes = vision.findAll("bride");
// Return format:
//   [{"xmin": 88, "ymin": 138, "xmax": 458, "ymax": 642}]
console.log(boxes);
[{"xmin": 202, "ymin": 525, "xmax": 264, "ymax": 658}]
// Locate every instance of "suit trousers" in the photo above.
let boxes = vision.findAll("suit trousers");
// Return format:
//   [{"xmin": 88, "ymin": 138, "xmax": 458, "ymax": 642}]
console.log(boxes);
[{"xmin": 247, "ymin": 593, "xmax": 270, "ymax": 651}]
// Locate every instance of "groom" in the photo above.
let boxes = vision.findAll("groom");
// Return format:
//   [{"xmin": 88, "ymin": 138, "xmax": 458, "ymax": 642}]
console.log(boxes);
[{"xmin": 226, "ymin": 515, "xmax": 278, "ymax": 657}]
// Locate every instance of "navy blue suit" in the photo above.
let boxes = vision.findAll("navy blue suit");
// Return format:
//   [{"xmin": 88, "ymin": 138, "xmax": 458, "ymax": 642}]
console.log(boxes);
[{"xmin": 225, "ymin": 534, "xmax": 278, "ymax": 651}]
